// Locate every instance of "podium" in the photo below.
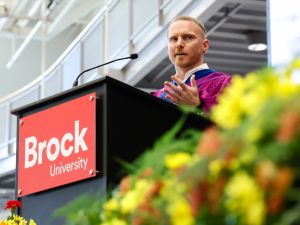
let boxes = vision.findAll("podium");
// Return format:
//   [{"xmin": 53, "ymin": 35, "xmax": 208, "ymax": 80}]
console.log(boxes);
[{"xmin": 12, "ymin": 76, "xmax": 212, "ymax": 225}]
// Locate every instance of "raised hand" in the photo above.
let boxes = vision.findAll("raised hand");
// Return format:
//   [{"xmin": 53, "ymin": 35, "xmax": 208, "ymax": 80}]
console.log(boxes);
[{"xmin": 163, "ymin": 74, "xmax": 201, "ymax": 107}]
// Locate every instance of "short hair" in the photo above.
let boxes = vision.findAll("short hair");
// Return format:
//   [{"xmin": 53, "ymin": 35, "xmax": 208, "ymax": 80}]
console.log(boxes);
[{"xmin": 171, "ymin": 16, "xmax": 206, "ymax": 37}]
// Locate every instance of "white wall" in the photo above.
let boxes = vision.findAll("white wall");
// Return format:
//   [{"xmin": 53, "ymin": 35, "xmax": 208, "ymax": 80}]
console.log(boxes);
[
  {"xmin": 0, "ymin": 26, "xmax": 82, "ymax": 98},
  {"xmin": 0, "ymin": 37, "xmax": 41, "ymax": 98}
]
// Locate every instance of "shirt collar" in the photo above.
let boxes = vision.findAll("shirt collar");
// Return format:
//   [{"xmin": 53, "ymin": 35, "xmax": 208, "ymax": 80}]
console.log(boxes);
[{"xmin": 183, "ymin": 63, "xmax": 209, "ymax": 82}]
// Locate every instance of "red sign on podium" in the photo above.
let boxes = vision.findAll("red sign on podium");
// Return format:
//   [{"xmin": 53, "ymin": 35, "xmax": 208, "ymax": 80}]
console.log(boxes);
[{"xmin": 18, "ymin": 93, "xmax": 96, "ymax": 197}]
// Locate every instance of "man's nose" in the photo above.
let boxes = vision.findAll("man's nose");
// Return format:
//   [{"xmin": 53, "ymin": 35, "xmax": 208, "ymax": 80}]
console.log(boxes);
[{"xmin": 176, "ymin": 38, "xmax": 184, "ymax": 48}]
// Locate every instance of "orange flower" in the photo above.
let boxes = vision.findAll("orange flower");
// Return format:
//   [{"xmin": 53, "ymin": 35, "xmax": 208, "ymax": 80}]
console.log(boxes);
[
  {"xmin": 120, "ymin": 176, "xmax": 130, "ymax": 193},
  {"xmin": 146, "ymin": 180, "xmax": 163, "ymax": 200},
  {"xmin": 255, "ymin": 161, "xmax": 277, "ymax": 190},
  {"xmin": 133, "ymin": 199, "xmax": 161, "ymax": 225},
  {"xmin": 132, "ymin": 216, "xmax": 144, "ymax": 225},
  {"xmin": 255, "ymin": 161, "xmax": 294, "ymax": 214},
  {"xmin": 268, "ymin": 193, "xmax": 283, "ymax": 214},
  {"xmin": 207, "ymin": 176, "xmax": 226, "ymax": 213},
  {"xmin": 187, "ymin": 182, "xmax": 208, "ymax": 216},
  {"xmin": 273, "ymin": 167, "xmax": 294, "ymax": 194},
  {"xmin": 277, "ymin": 109, "xmax": 300, "ymax": 142},
  {"xmin": 131, "ymin": 179, "xmax": 163, "ymax": 225},
  {"xmin": 268, "ymin": 167, "xmax": 294, "ymax": 214},
  {"xmin": 196, "ymin": 126, "xmax": 223, "ymax": 157},
  {"xmin": 141, "ymin": 167, "xmax": 153, "ymax": 178}
]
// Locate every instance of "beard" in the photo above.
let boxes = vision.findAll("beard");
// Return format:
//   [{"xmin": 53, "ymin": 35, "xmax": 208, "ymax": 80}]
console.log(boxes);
[{"xmin": 174, "ymin": 55, "xmax": 202, "ymax": 70}]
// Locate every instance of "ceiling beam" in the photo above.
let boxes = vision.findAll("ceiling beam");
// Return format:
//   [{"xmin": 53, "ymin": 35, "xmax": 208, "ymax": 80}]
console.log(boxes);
[
  {"xmin": 6, "ymin": 20, "xmax": 42, "ymax": 69},
  {"xmin": 207, "ymin": 49, "xmax": 267, "ymax": 59},
  {"xmin": 225, "ymin": 0, "xmax": 266, "ymax": 7},
  {"xmin": 209, "ymin": 66, "xmax": 254, "ymax": 75},
  {"xmin": 210, "ymin": 31, "xmax": 246, "ymax": 39},
  {"xmin": 210, "ymin": 41, "xmax": 248, "ymax": 49},
  {"xmin": 206, "ymin": 56, "xmax": 266, "ymax": 67},
  {"xmin": 206, "ymin": 21, "xmax": 266, "ymax": 31},
  {"xmin": 47, "ymin": 0, "xmax": 101, "ymax": 38},
  {"xmin": 206, "ymin": 3, "xmax": 243, "ymax": 36},
  {"xmin": 228, "ymin": 13, "xmax": 266, "ymax": 22}
]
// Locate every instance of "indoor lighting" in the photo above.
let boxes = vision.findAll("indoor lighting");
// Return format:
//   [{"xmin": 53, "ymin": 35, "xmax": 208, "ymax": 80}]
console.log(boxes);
[{"xmin": 247, "ymin": 31, "xmax": 267, "ymax": 52}]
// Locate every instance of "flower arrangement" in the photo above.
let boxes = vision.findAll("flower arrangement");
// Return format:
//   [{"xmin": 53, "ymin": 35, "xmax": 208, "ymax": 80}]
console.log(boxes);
[
  {"xmin": 0, "ymin": 200, "xmax": 37, "ymax": 225},
  {"xmin": 57, "ymin": 59, "xmax": 300, "ymax": 225}
]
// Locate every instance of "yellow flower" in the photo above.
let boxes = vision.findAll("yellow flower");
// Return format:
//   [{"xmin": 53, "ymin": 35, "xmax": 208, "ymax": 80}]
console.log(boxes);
[
  {"xmin": 285, "ymin": 58, "xmax": 300, "ymax": 79},
  {"xmin": 120, "ymin": 192, "xmax": 138, "ymax": 214},
  {"xmin": 100, "ymin": 218, "xmax": 127, "ymax": 225},
  {"xmin": 12, "ymin": 215, "xmax": 24, "ymax": 223},
  {"xmin": 240, "ymin": 145, "xmax": 257, "ymax": 165},
  {"xmin": 103, "ymin": 198, "xmax": 119, "ymax": 212},
  {"xmin": 228, "ymin": 159, "xmax": 240, "ymax": 171},
  {"xmin": 120, "ymin": 179, "xmax": 150, "ymax": 214},
  {"xmin": 164, "ymin": 152, "xmax": 191, "ymax": 170},
  {"xmin": 209, "ymin": 159, "xmax": 223, "ymax": 178},
  {"xmin": 243, "ymin": 91, "xmax": 260, "ymax": 116},
  {"xmin": 276, "ymin": 80, "xmax": 300, "ymax": 97},
  {"xmin": 212, "ymin": 97, "xmax": 243, "ymax": 128},
  {"xmin": 211, "ymin": 75, "xmax": 246, "ymax": 128},
  {"xmin": 225, "ymin": 171, "xmax": 266, "ymax": 225},
  {"xmin": 244, "ymin": 127, "xmax": 263, "ymax": 143},
  {"xmin": 290, "ymin": 58, "xmax": 300, "ymax": 69},
  {"xmin": 1, "ymin": 215, "xmax": 29, "ymax": 225},
  {"xmin": 160, "ymin": 178, "xmax": 186, "ymax": 198},
  {"xmin": 168, "ymin": 197, "xmax": 194, "ymax": 225},
  {"xmin": 19, "ymin": 220, "xmax": 27, "ymax": 225},
  {"xmin": 159, "ymin": 178, "xmax": 193, "ymax": 225},
  {"xmin": 29, "ymin": 220, "xmax": 36, "ymax": 225}
]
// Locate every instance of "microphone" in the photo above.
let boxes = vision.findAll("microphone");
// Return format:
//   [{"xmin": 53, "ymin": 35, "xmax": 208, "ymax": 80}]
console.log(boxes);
[{"xmin": 72, "ymin": 53, "xmax": 138, "ymax": 87}]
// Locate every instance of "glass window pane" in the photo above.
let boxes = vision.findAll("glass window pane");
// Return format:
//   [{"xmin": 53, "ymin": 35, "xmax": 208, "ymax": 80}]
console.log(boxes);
[
  {"xmin": 108, "ymin": 0, "xmax": 129, "ymax": 57},
  {"xmin": 82, "ymin": 21, "xmax": 104, "ymax": 83},
  {"xmin": 10, "ymin": 86, "xmax": 40, "ymax": 140},
  {"xmin": 133, "ymin": 0, "xmax": 158, "ymax": 33},
  {"xmin": 11, "ymin": 86, "xmax": 40, "ymax": 109},
  {"xmin": 0, "ymin": 104, "xmax": 8, "ymax": 143},
  {"xmin": 62, "ymin": 45, "xmax": 81, "ymax": 90},
  {"xmin": 0, "ymin": 104, "xmax": 9, "ymax": 159},
  {"xmin": 44, "ymin": 68, "xmax": 62, "ymax": 98},
  {"xmin": 0, "ymin": 145, "xmax": 8, "ymax": 159}
]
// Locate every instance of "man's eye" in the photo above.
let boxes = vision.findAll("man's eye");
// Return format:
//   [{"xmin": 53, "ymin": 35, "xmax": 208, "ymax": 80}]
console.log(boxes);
[
  {"xmin": 170, "ymin": 37, "xmax": 177, "ymax": 42},
  {"xmin": 184, "ymin": 36, "xmax": 193, "ymax": 40}
]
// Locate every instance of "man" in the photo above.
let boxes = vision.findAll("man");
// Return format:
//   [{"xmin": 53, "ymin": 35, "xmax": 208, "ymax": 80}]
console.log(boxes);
[{"xmin": 152, "ymin": 16, "xmax": 231, "ymax": 113}]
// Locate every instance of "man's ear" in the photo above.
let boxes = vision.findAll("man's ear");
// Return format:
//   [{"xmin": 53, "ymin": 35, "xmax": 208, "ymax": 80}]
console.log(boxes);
[{"xmin": 203, "ymin": 38, "xmax": 209, "ymax": 53}]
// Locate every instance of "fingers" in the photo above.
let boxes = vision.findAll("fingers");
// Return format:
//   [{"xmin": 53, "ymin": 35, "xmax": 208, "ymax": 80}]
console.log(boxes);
[
  {"xmin": 163, "ymin": 88, "xmax": 178, "ymax": 103},
  {"xmin": 171, "ymin": 75, "xmax": 188, "ymax": 91},
  {"xmin": 163, "ymin": 82, "xmax": 180, "ymax": 99},
  {"xmin": 164, "ymin": 81, "xmax": 182, "ymax": 96},
  {"xmin": 163, "ymin": 74, "xmax": 199, "ymax": 106},
  {"xmin": 190, "ymin": 75, "xmax": 197, "ymax": 88}
]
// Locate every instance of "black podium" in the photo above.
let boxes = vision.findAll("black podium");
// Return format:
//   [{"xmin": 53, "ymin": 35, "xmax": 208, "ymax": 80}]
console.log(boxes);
[{"xmin": 12, "ymin": 76, "xmax": 212, "ymax": 225}]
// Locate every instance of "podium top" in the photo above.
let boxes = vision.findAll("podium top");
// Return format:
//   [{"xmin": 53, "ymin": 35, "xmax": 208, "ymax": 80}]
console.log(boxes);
[{"xmin": 11, "ymin": 76, "xmax": 159, "ymax": 116}]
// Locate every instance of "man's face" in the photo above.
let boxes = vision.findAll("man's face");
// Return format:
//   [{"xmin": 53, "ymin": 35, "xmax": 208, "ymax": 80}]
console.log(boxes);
[{"xmin": 168, "ymin": 20, "xmax": 209, "ymax": 73}]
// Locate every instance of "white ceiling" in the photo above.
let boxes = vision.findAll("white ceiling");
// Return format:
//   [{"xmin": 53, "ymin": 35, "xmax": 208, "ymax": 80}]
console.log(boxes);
[{"xmin": 0, "ymin": 0, "xmax": 102, "ymax": 40}]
